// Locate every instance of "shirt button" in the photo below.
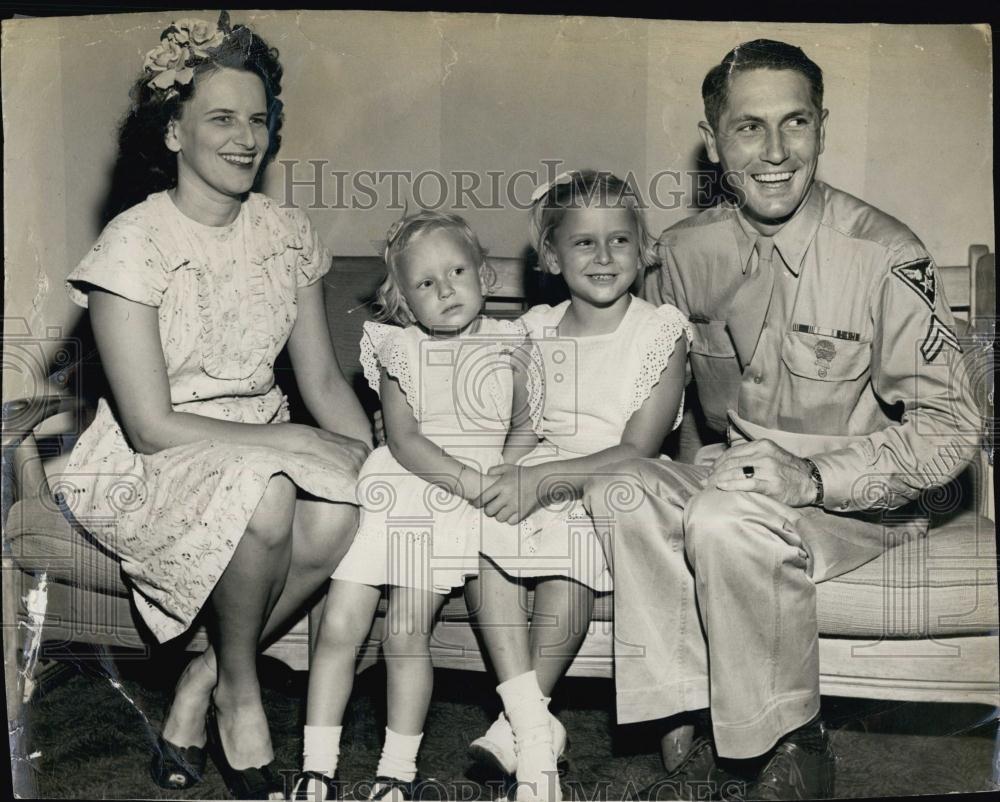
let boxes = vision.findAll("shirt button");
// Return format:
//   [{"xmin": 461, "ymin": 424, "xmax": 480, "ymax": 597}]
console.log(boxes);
[{"xmin": 753, "ymin": 375, "xmax": 763, "ymax": 384}]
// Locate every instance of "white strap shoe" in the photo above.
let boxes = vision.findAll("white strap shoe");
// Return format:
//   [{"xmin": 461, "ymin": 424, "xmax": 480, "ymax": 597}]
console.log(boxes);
[{"xmin": 469, "ymin": 710, "xmax": 568, "ymax": 776}]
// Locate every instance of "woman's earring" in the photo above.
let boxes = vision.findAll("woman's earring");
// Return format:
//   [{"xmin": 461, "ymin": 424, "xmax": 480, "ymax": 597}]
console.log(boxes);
[{"xmin": 164, "ymin": 121, "xmax": 182, "ymax": 153}]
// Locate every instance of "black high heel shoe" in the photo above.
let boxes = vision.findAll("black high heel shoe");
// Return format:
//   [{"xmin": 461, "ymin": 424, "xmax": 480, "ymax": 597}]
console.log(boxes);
[
  {"xmin": 151, "ymin": 651, "xmax": 214, "ymax": 789},
  {"xmin": 206, "ymin": 705, "xmax": 283, "ymax": 800},
  {"xmin": 150, "ymin": 732, "xmax": 207, "ymax": 789}
]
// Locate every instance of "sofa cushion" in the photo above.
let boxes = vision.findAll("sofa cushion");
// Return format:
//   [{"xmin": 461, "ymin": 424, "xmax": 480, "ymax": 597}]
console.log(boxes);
[
  {"xmin": 9, "ymin": 498, "xmax": 995, "ymax": 639},
  {"xmin": 6, "ymin": 498, "xmax": 130, "ymax": 597},
  {"xmin": 9, "ymin": 574, "xmax": 148, "ymax": 650},
  {"xmin": 438, "ymin": 514, "xmax": 999, "ymax": 639},
  {"xmin": 439, "ymin": 589, "xmax": 614, "ymax": 624},
  {"xmin": 816, "ymin": 509, "xmax": 998, "ymax": 637}
]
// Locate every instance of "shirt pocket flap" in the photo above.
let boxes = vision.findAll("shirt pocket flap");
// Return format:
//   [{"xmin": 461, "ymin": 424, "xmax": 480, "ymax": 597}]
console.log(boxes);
[
  {"xmin": 690, "ymin": 319, "xmax": 736, "ymax": 358},
  {"xmin": 781, "ymin": 331, "xmax": 869, "ymax": 381}
]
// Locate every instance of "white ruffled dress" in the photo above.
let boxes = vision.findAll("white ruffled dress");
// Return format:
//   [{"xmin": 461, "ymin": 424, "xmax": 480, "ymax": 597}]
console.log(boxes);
[
  {"xmin": 332, "ymin": 318, "xmax": 527, "ymax": 594},
  {"xmin": 61, "ymin": 191, "xmax": 359, "ymax": 643},
  {"xmin": 481, "ymin": 296, "xmax": 692, "ymax": 592}
]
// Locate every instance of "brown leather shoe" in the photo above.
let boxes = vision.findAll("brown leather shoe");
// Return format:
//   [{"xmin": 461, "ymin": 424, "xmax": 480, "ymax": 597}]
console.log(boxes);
[
  {"xmin": 747, "ymin": 741, "xmax": 835, "ymax": 800},
  {"xmin": 632, "ymin": 737, "xmax": 748, "ymax": 801}
]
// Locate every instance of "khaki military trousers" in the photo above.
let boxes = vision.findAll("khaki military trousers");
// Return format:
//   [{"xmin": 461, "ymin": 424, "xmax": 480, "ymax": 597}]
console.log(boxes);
[{"xmin": 584, "ymin": 452, "xmax": 912, "ymax": 758}]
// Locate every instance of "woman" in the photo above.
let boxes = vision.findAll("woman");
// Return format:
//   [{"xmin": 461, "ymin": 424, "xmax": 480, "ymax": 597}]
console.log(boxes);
[{"xmin": 62, "ymin": 13, "xmax": 370, "ymax": 799}]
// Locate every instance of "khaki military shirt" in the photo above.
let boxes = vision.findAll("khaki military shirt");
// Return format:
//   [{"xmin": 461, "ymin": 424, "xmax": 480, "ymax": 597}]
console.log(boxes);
[{"xmin": 645, "ymin": 181, "xmax": 978, "ymax": 513}]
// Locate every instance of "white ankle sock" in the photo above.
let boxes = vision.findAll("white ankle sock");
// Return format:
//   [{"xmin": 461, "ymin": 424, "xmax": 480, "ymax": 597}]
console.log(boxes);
[
  {"xmin": 496, "ymin": 670, "xmax": 542, "ymax": 705},
  {"xmin": 303, "ymin": 725, "xmax": 342, "ymax": 776},
  {"xmin": 375, "ymin": 727, "xmax": 423, "ymax": 782},
  {"xmin": 497, "ymin": 671, "xmax": 548, "ymax": 724},
  {"xmin": 497, "ymin": 671, "xmax": 560, "ymax": 801}
]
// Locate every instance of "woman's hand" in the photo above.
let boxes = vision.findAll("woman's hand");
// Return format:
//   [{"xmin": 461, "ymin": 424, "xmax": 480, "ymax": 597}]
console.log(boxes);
[
  {"xmin": 475, "ymin": 463, "xmax": 543, "ymax": 524},
  {"xmin": 288, "ymin": 281, "xmax": 375, "ymax": 447},
  {"xmin": 282, "ymin": 424, "xmax": 370, "ymax": 476}
]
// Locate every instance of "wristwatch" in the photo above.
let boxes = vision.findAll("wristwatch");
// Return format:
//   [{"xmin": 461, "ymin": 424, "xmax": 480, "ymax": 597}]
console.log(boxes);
[{"xmin": 803, "ymin": 458, "xmax": 825, "ymax": 507}]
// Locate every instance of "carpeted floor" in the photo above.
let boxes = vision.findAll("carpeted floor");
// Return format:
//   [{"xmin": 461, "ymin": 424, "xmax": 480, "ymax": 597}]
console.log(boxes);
[{"xmin": 12, "ymin": 650, "xmax": 999, "ymax": 799}]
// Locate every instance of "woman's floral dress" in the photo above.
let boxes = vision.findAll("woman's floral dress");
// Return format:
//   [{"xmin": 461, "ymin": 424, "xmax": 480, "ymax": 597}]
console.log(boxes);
[{"xmin": 63, "ymin": 191, "xmax": 358, "ymax": 642}]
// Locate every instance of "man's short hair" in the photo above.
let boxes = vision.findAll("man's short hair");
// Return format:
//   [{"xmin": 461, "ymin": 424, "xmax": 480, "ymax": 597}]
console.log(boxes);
[{"xmin": 702, "ymin": 39, "xmax": 824, "ymax": 130}]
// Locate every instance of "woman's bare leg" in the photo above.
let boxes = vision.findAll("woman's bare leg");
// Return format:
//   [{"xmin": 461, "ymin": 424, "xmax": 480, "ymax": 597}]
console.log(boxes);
[
  {"xmin": 266, "ymin": 499, "xmax": 359, "ymax": 645},
  {"xmin": 210, "ymin": 475, "xmax": 296, "ymax": 770},
  {"xmin": 162, "ymin": 494, "xmax": 357, "ymax": 750}
]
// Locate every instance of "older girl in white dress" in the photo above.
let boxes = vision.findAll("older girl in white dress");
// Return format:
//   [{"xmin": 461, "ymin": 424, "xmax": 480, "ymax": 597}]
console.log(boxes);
[{"xmin": 470, "ymin": 171, "xmax": 692, "ymax": 801}]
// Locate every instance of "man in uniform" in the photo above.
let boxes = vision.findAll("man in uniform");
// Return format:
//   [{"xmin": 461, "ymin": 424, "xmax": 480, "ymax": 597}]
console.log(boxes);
[{"xmin": 584, "ymin": 39, "xmax": 978, "ymax": 799}]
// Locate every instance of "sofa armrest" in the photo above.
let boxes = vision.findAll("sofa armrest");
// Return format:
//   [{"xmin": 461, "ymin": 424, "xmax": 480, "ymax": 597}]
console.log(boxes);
[
  {"xmin": 2, "ymin": 395, "xmax": 76, "ymax": 448},
  {"xmin": 2, "ymin": 395, "xmax": 81, "ymax": 513},
  {"xmin": 969, "ymin": 249, "xmax": 995, "ymax": 520}
]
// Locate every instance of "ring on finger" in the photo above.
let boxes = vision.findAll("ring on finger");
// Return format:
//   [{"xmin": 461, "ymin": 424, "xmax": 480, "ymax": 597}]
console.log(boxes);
[{"xmin": 742, "ymin": 465, "xmax": 755, "ymax": 479}]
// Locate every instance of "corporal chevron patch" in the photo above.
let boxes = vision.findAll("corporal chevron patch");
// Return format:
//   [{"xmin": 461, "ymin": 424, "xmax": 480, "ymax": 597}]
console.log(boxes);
[
  {"xmin": 920, "ymin": 314, "xmax": 963, "ymax": 363},
  {"xmin": 892, "ymin": 258, "xmax": 936, "ymax": 309}
]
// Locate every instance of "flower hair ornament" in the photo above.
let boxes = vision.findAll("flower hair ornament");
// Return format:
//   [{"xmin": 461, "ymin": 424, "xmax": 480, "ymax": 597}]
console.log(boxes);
[
  {"xmin": 530, "ymin": 170, "xmax": 578, "ymax": 203},
  {"xmin": 143, "ymin": 11, "xmax": 232, "ymax": 98}
]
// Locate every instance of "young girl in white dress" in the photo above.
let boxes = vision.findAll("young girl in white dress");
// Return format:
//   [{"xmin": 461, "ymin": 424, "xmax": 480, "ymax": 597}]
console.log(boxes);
[
  {"xmin": 294, "ymin": 210, "xmax": 525, "ymax": 801},
  {"xmin": 469, "ymin": 170, "xmax": 692, "ymax": 801}
]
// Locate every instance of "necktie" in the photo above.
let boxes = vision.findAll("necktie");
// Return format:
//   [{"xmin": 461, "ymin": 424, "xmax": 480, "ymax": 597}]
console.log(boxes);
[{"xmin": 727, "ymin": 236, "xmax": 776, "ymax": 368}]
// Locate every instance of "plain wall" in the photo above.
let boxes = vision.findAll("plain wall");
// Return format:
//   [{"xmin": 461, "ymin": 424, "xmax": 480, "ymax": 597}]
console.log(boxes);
[{"xmin": 2, "ymin": 10, "xmax": 993, "ymax": 401}]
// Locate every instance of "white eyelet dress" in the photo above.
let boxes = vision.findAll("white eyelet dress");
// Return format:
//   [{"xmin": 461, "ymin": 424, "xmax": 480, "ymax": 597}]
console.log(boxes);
[
  {"xmin": 332, "ymin": 318, "xmax": 528, "ymax": 594},
  {"xmin": 61, "ymin": 191, "xmax": 359, "ymax": 643},
  {"xmin": 480, "ymin": 296, "xmax": 693, "ymax": 592}
]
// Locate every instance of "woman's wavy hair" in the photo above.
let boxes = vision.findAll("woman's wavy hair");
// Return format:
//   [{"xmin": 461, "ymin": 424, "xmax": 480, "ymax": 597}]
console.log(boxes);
[
  {"xmin": 529, "ymin": 169, "xmax": 658, "ymax": 274},
  {"xmin": 101, "ymin": 21, "xmax": 283, "ymax": 223},
  {"xmin": 374, "ymin": 209, "xmax": 495, "ymax": 327}
]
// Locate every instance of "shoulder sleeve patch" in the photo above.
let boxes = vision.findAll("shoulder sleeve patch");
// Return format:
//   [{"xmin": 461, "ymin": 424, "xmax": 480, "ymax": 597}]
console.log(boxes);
[{"xmin": 891, "ymin": 258, "xmax": 936, "ymax": 310}]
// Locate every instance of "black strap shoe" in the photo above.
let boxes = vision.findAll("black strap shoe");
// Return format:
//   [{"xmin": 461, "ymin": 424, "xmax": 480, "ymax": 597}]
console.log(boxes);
[
  {"xmin": 368, "ymin": 775, "xmax": 421, "ymax": 801},
  {"xmin": 292, "ymin": 770, "xmax": 341, "ymax": 801},
  {"xmin": 748, "ymin": 741, "xmax": 835, "ymax": 800},
  {"xmin": 631, "ymin": 737, "xmax": 748, "ymax": 801}
]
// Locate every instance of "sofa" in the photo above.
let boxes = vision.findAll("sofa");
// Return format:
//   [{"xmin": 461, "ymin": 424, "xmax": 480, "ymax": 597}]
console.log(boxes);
[{"xmin": 4, "ymin": 248, "xmax": 997, "ymax": 722}]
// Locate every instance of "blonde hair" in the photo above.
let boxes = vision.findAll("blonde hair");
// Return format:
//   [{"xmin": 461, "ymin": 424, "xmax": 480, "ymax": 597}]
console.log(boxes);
[
  {"xmin": 529, "ymin": 169, "xmax": 658, "ymax": 274},
  {"xmin": 374, "ymin": 209, "xmax": 495, "ymax": 326}
]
